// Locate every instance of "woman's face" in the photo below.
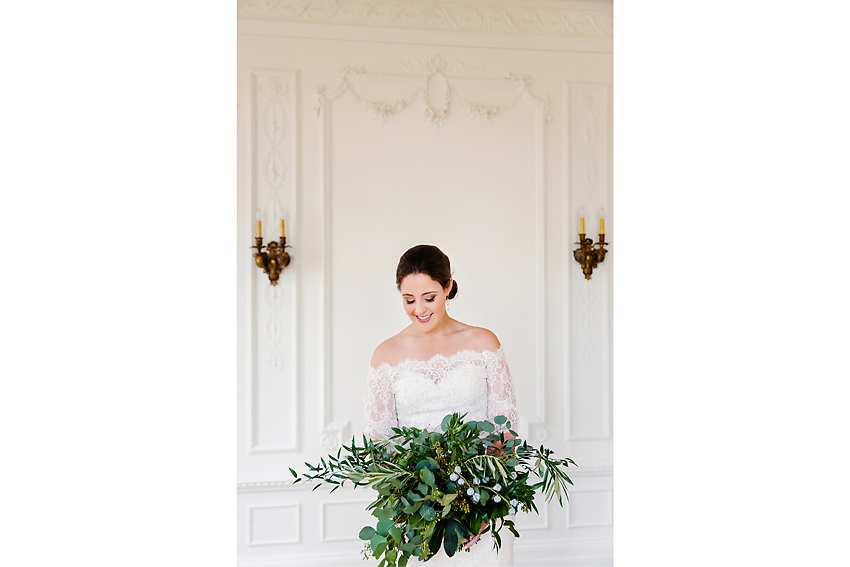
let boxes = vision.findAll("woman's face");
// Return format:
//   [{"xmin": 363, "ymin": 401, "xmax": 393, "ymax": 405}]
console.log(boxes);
[{"xmin": 399, "ymin": 273, "xmax": 451, "ymax": 331}]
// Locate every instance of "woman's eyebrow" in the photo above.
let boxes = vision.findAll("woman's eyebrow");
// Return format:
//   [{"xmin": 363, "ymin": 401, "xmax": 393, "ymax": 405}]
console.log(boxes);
[{"xmin": 401, "ymin": 291, "xmax": 439, "ymax": 297}]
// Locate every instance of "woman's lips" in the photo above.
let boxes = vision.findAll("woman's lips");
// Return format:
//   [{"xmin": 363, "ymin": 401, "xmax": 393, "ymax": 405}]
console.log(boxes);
[{"xmin": 415, "ymin": 314, "xmax": 432, "ymax": 323}]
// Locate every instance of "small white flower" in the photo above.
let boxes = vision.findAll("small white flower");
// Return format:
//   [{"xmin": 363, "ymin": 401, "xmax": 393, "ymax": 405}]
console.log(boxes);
[
  {"xmin": 509, "ymin": 507, "xmax": 516, "ymax": 516},
  {"xmin": 458, "ymin": 477, "xmax": 465, "ymax": 485},
  {"xmin": 510, "ymin": 499, "xmax": 518, "ymax": 507},
  {"xmin": 511, "ymin": 472, "xmax": 517, "ymax": 479},
  {"xmin": 450, "ymin": 473, "xmax": 459, "ymax": 481},
  {"xmin": 473, "ymin": 478, "xmax": 480, "ymax": 485},
  {"xmin": 493, "ymin": 484, "xmax": 501, "ymax": 492},
  {"xmin": 467, "ymin": 488, "xmax": 474, "ymax": 496},
  {"xmin": 493, "ymin": 495, "xmax": 502, "ymax": 503},
  {"xmin": 454, "ymin": 466, "xmax": 462, "ymax": 473},
  {"xmin": 473, "ymin": 493, "xmax": 480, "ymax": 502}
]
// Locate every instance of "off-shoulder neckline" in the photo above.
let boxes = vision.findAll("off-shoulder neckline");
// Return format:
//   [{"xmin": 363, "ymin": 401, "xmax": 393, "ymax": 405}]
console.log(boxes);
[{"xmin": 370, "ymin": 346, "xmax": 503, "ymax": 372}]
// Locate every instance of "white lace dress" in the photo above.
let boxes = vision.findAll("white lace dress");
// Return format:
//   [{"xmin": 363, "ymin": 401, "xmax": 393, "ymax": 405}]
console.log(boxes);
[{"xmin": 365, "ymin": 347, "xmax": 518, "ymax": 566}]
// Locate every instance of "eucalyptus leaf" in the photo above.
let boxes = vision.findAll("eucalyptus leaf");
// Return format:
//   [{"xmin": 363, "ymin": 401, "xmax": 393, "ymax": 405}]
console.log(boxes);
[
  {"xmin": 420, "ymin": 467, "xmax": 435, "ymax": 486},
  {"xmin": 370, "ymin": 534, "xmax": 385, "ymax": 552},
  {"xmin": 494, "ymin": 415, "xmax": 507, "ymax": 425},
  {"xmin": 359, "ymin": 526, "xmax": 376, "ymax": 540},
  {"xmin": 399, "ymin": 542, "xmax": 416, "ymax": 553},
  {"xmin": 376, "ymin": 519, "xmax": 394, "ymax": 536}
]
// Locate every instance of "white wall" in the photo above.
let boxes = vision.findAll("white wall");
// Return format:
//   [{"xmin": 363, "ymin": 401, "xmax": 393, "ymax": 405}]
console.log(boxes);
[{"xmin": 237, "ymin": 1, "xmax": 613, "ymax": 564}]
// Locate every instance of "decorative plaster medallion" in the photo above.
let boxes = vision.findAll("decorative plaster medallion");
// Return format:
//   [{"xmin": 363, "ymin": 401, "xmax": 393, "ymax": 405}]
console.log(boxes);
[
  {"xmin": 321, "ymin": 421, "xmax": 351, "ymax": 452},
  {"xmin": 530, "ymin": 425, "xmax": 548, "ymax": 446},
  {"xmin": 237, "ymin": 0, "xmax": 613, "ymax": 39}
]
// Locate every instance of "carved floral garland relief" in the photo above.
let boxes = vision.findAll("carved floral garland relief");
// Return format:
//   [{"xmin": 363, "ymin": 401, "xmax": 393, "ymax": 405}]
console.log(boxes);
[{"xmin": 314, "ymin": 55, "xmax": 552, "ymax": 128}]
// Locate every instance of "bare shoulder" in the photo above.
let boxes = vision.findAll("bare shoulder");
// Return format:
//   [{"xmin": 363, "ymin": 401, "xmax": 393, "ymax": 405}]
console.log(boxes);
[
  {"xmin": 370, "ymin": 334, "xmax": 408, "ymax": 368},
  {"xmin": 459, "ymin": 326, "xmax": 501, "ymax": 352}
]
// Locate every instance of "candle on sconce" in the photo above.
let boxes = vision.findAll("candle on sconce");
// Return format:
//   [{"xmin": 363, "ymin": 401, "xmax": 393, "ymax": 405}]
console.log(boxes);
[
  {"xmin": 600, "ymin": 219, "xmax": 605, "ymax": 234},
  {"xmin": 256, "ymin": 220, "xmax": 262, "ymax": 238},
  {"xmin": 280, "ymin": 219, "xmax": 285, "ymax": 238},
  {"xmin": 580, "ymin": 217, "xmax": 585, "ymax": 234}
]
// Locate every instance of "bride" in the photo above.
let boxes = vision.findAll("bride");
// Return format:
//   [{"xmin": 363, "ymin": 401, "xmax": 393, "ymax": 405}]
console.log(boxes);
[{"xmin": 365, "ymin": 244, "xmax": 518, "ymax": 566}]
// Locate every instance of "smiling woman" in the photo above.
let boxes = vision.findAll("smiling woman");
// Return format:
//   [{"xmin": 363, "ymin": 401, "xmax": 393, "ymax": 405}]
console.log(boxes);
[{"xmin": 365, "ymin": 244, "xmax": 519, "ymax": 566}]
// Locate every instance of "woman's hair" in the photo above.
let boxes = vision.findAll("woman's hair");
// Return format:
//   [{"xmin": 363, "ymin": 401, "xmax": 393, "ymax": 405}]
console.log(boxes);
[{"xmin": 396, "ymin": 245, "xmax": 458, "ymax": 300}]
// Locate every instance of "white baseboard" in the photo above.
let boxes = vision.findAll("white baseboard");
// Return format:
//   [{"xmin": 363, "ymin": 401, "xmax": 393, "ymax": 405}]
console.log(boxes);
[
  {"xmin": 515, "ymin": 537, "xmax": 613, "ymax": 566},
  {"xmin": 238, "ymin": 538, "xmax": 613, "ymax": 567}
]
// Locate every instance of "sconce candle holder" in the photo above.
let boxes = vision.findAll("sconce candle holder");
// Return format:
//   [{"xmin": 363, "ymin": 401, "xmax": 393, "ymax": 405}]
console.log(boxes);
[
  {"xmin": 253, "ymin": 236, "xmax": 291, "ymax": 286},
  {"xmin": 573, "ymin": 232, "xmax": 608, "ymax": 280}
]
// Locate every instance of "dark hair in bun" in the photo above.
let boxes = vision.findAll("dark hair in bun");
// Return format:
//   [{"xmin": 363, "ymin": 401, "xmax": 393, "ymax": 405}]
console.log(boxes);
[{"xmin": 396, "ymin": 245, "xmax": 458, "ymax": 300}]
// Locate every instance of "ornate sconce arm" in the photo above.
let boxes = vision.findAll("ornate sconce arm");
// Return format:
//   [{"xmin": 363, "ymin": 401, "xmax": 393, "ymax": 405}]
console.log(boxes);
[
  {"xmin": 253, "ymin": 229, "xmax": 292, "ymax": 286},
  {"xmin": 573, "ymin": 220, "xmax": 609, "ymax": 280}
]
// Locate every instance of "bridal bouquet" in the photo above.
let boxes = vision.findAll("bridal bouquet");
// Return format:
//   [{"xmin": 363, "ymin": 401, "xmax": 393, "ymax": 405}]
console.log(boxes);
[{"xmin": 292, "ymin": 413, "xmax": 575, "ymax": 566}]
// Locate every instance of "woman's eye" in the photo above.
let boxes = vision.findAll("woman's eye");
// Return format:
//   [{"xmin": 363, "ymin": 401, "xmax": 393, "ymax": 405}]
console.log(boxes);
[
  {"xmin": 405, "ymin": 300, "xmax": 414, "ymax": 304},
  {"xmin": 425, "ymin": 297, "xmax": 435, "ymax": 302}
]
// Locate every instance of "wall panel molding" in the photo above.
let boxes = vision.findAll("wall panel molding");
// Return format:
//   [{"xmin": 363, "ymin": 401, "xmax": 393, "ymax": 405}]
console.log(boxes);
[
  {"xmin": 317, "ymin": 57, "xmax": 552, "ymax": 450},
  {"xmin": 320, "ymin": 499, "xmax": 374, "ymax": 542},
  {"xmin": 248, "ymin": 503, "xmax": 301, "ymax": 546},
  {"xmin": 237, "ymin": 0, "xmax": 613, "ymax": 39},
  {"xmin": 564, "ymin": 82, "xmax": 610, "ymax": 442},
  {"xmin": 566, "ymin": 489, "xmax": 612, "ymax": 528},
  {"xmin": 248, "ymin": 69, "xmax": 301, "ymax": 454}
]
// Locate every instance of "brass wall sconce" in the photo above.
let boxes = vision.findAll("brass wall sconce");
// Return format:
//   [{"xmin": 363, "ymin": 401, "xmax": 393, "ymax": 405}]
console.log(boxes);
[
  {"xmin": 253, "ymin": 220, "xmax": 291, "ymax": 286},
  {"xmin": 573, "ymin": 217, "xmax": 608, "ymax": 280}
]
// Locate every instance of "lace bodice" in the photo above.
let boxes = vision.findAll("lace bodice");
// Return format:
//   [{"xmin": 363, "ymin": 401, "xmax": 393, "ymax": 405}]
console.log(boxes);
[{"xmin": 364, "ymin": 347, "xmax": 518, "ymax": 441}]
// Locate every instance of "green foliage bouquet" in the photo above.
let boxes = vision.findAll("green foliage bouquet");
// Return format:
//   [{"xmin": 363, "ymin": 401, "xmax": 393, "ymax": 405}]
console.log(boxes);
[{"xmin": 291, "ymin": 413, "xmax": 575, "ymax": 566}]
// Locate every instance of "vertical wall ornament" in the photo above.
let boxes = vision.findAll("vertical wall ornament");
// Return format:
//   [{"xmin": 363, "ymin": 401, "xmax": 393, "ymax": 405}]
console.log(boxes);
[
  {"xmin": 248, "ymin": 70, "xmax": 299, "ymax": 454},
  {"xmin": 314, "ymin": 55, "xmax": 552, "ymax": 128},
  {"xmin": 566, "ymin": 82, "xmax": 611, "ymax": 442}
]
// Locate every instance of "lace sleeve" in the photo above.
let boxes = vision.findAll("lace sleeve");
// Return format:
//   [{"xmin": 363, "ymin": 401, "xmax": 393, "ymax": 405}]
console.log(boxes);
[
  {"xmin": 485, "ymin": 347, "xmax": 518, "ymax": 434},
  {"xmin": 364, "ymin": 365, "xmax": 398, "ymax": 441}
]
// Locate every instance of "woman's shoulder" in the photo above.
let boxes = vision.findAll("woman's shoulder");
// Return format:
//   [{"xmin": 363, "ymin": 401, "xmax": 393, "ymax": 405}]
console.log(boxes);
[
  {"xmin": 454, "ymin": 324, "xmax": 501, "ymax": 352},
  {"xmin": 370, "ymin": 334, "xmax": 409, "ymax": 369}
]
